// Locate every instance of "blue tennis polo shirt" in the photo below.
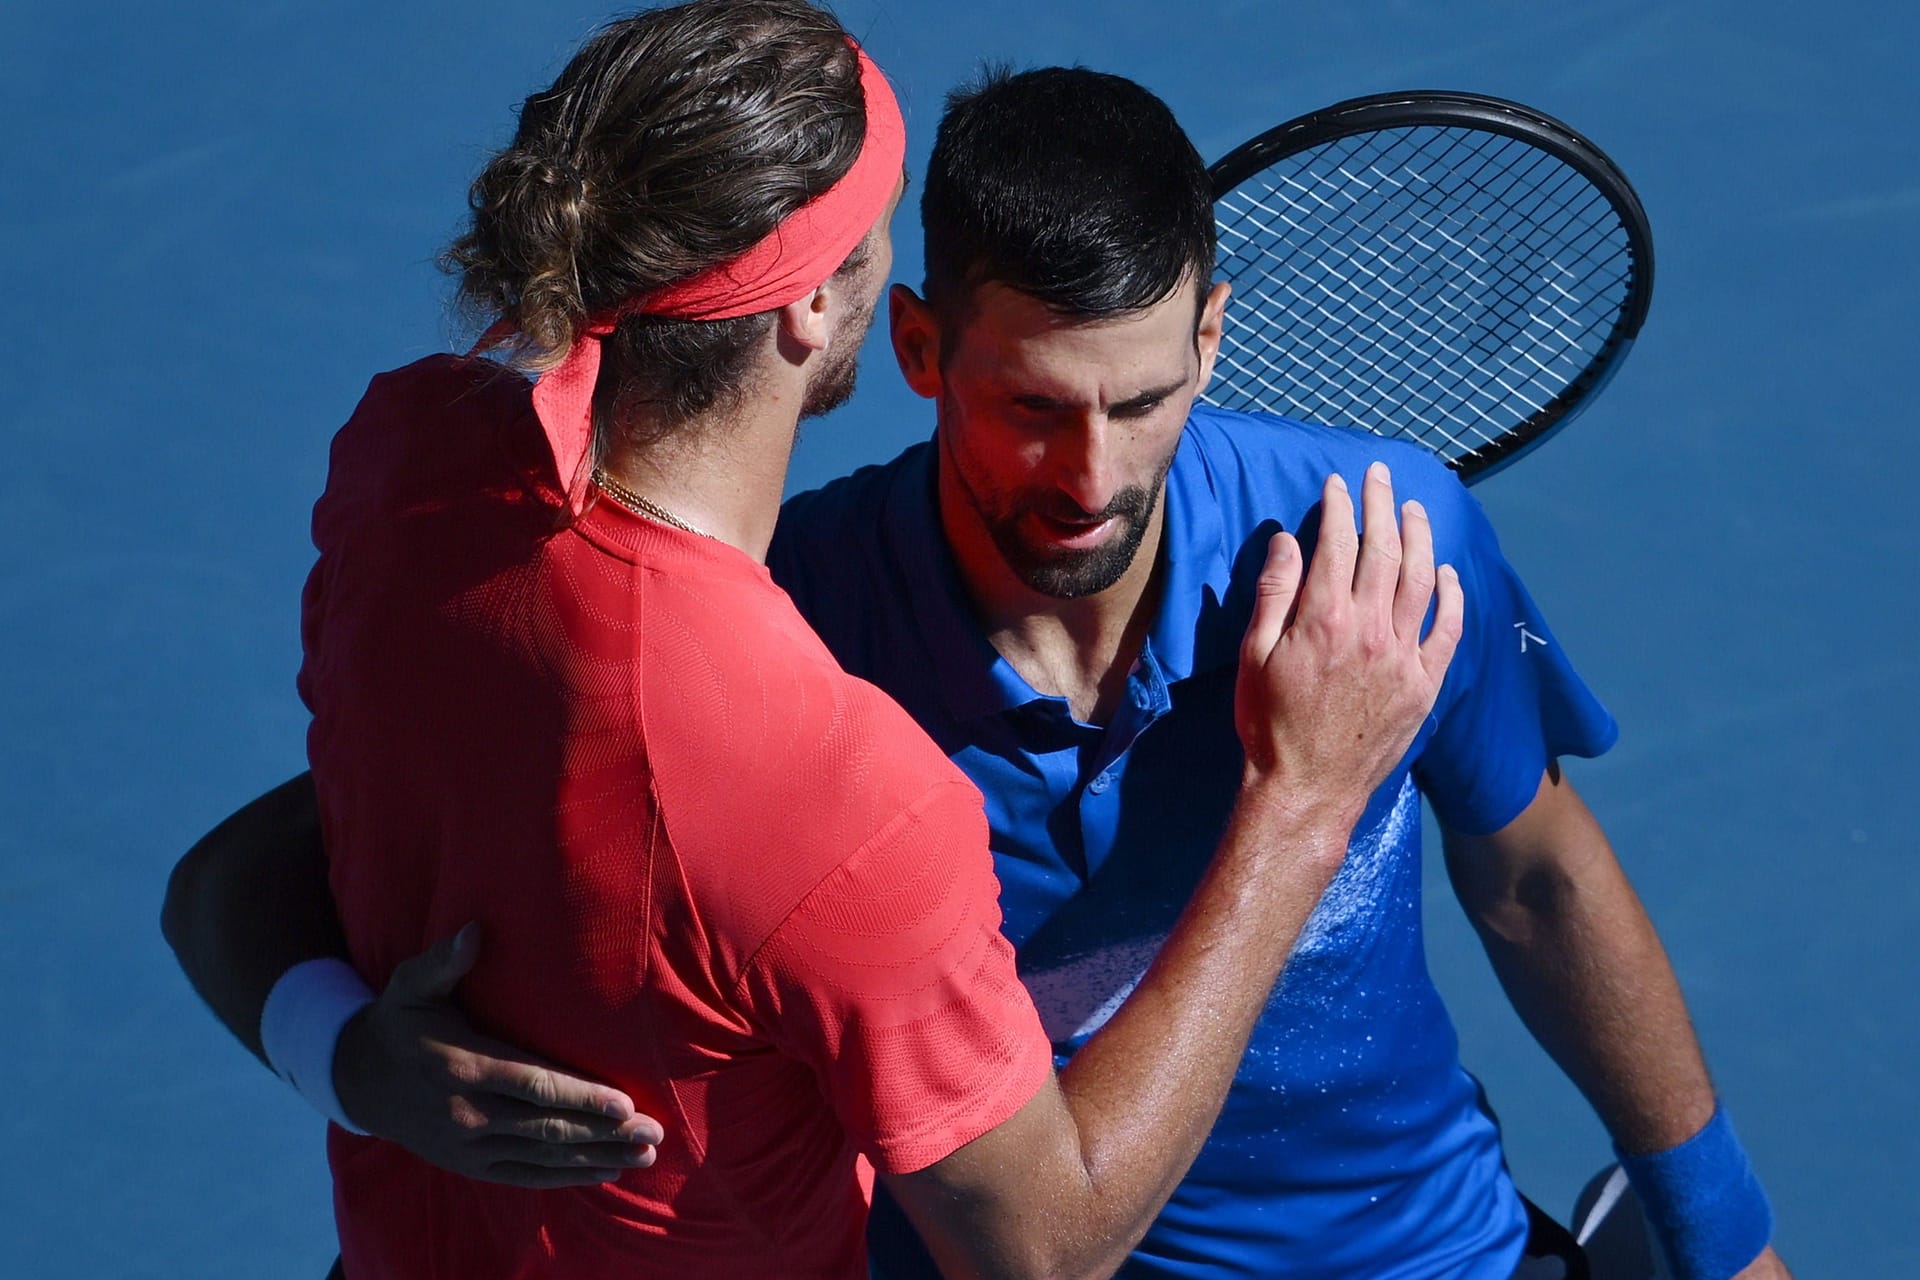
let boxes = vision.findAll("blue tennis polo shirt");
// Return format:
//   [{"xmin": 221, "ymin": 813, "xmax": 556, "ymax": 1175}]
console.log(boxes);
[{"xmin": 767, "ymin": 405, "xmax": 1618, "ymax": 1279}]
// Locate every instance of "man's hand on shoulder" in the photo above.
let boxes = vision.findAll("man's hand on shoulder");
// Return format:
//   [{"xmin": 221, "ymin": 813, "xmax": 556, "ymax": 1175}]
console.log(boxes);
[
  {"xmin": 1235, "ymin": 461, "xmax": 1462, "ymax": 833},
  {"xmin": 334, "ymin": 924, "xmax": 664, "ymax": 1190}
]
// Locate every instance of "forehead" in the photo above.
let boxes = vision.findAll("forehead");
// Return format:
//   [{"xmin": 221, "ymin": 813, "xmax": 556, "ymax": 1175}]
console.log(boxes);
[{"xmin": 944, "ymin": 282, "xmax": 1195, "ymax": 394}]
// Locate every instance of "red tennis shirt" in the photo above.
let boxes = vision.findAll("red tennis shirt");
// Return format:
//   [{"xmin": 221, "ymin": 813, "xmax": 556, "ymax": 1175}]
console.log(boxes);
[{"xmin": 299, "ymin": 356, "xmax": 1053, "ymax": 1278}]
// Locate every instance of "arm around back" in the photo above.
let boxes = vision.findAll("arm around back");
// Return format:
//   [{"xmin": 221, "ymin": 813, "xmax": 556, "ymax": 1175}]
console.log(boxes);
[
  {"xmin": 160, "ymin": 771, "xmax": 659, "ymax": 1186},
  {"xmin": 161, "ymin": 772, "xmax": 339, "ymax": 1063}
]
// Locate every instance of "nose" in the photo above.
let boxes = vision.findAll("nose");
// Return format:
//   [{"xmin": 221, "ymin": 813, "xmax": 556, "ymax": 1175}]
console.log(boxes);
[{"xmin": 1051, "ymin": 415, "xmax": 1120, "ymax": 516}]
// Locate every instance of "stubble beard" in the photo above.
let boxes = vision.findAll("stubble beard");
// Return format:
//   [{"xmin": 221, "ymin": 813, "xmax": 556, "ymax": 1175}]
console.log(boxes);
[
  {"xmin": 799, "ymin": 285, "xmax": 878, "ymax": 421},
  {"xmin": 799, "ymin": 337, "xmax": 861, "ymax": 419},
  {"xmin": 955, "ymin": 426, "xmax": 1174, "ymax": 600}
]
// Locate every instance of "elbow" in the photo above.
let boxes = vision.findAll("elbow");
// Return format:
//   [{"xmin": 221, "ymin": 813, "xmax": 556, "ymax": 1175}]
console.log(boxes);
[
  {"xmin": 1470, "ymin": 861, "xmax": 1580, "ymax": 950},
  {"xmin": 1026, "ymin": 1257, "xmax": 1116, "ymax": 1280},
  {"xmin": 995, "ymin": 1238, "xmax": 1125, "ymax": 1280},
  {"xmin": 160, "ymin": 840, "xmax": 205, "ymax": 963}
]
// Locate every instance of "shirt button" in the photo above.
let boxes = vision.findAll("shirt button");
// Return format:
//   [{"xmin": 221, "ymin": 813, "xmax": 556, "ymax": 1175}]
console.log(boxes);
[{"xmin": 1087, "ymin": 772, "xmax": 1112, "ymax": 795}]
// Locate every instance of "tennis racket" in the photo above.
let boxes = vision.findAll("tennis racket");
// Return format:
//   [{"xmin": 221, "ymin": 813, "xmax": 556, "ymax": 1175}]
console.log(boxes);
[{"xmin": 1205, "ymin": 90, "xmax": 1653, "ymax": 484}]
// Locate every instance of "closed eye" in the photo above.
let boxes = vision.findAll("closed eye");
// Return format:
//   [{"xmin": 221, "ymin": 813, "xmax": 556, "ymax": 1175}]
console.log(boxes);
[
  {"xmin": 1010, "ymin": 377, "xmax": 1187, "ymax": 420},
  {"xmin": 1109, "ymin": 377, "xmax": 1189, "ymax": 419}
]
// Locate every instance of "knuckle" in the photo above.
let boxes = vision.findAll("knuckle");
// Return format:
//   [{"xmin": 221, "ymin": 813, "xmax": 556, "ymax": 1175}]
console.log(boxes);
[
  {"xmin": 449, "ymin": 1096, "xmax": 489, "ymax": 1134},
  {"xmin": 1298, "ymin": 611, "xmax": 1339, "ymax": 651},
  {"xmin": 440, "ymin": 1054, "xmax": 482, "ymax": 1089},
  {"xmin": 524, "ymin": 1071, "xmax": 559, "ymax": 1107}
]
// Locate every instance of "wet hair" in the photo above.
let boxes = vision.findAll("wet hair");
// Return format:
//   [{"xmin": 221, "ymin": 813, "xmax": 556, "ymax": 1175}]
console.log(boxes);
[
  {"xmin": 920, "ymin": 66, "xmax": 1215, "ymax": 324},
  {"xmin": 441, "ymin": 0, "xmax": 867, "ymax": 441}
]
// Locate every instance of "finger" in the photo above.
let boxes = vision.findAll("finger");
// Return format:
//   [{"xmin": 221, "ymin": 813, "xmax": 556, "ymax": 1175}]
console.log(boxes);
[
  {"xmin": 458, "ymin": 1092, "xmax": 664, "ymax": 1146},
  {"xmin": 1419, "ymin": 564, "xmax": 1464, "ymax": 686},
  {"xmin": 1393, "ymin": 499, "xmax": 1437, "ymax": 642},
  {"xmin": 446, "ymin": 1045, "xmax": 647, "ymax": 1128},
  {"xmin": 474, "ymin": 1134, "xmax": 660, "ymax": 1173},
  {"xmin": 476, "ymin": 1159, "xmax": 643, "ymax": 1191},
  {"xmin": 386, "ymin": 921, "xmax": 482, "ymax": 1003},
  {"xmin": 1350, "ymin": 462, "xmax": 1403, "ymax": 606},
  {"xmin": 1299, "ymin": 472, "xmax": 1357, "ymax": 615},
  {"xmin": 1239, "ymin": 532, "xmax": 1302, "ymax": 664}
]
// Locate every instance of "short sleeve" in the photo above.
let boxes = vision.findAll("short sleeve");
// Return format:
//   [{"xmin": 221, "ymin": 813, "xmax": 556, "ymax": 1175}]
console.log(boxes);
[
  {"xmin": 1414, "ymin": 480, "xmax": 1619, "ymax": 835},
  {"xmin": 737, "ymin": 780, "xmax": 1054, "ymax": 1175}
]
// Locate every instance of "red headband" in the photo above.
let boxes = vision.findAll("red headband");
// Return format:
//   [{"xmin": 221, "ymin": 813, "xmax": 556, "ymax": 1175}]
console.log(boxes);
[{"xmin": 492, "ymin": 44, "xmax": 906, "ymax": 509}]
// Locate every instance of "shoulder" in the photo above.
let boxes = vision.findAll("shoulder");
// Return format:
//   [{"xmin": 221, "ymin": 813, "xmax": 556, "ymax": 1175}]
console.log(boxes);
[
  {"xmin": 773, "ymin": 441, "xmax": 929, "ymax": 572},
  {"xmin": 769, "ymin": 439, "xmax": 934, "ymax": 654},
  {"xmin": 1185, "ymin": 403, "xmax": 1456, "ymax": 489},
  {"xmin": 337, "ymin": 354, "xmax": 530, "ymax": 451},
  {"xmin": 316, "ymin": 355, "xmax": 536, "ymax": 531},
  {"xmin": 1180, "ymin": 403, "xmax": 1469, "ymax": 541},
  {"xmin": 640, "ymin": 591, "xmax": 978, "ymax": 936}
]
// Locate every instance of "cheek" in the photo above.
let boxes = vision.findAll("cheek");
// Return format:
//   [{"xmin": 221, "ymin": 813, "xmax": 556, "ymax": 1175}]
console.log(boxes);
[
  {"xmin": 948, "ymin": 411, "xmax": 1043, "ymax": 490},
  {"xmin": 1128, "ymin": 420, "xmax": 1185, "ymax": 487}
]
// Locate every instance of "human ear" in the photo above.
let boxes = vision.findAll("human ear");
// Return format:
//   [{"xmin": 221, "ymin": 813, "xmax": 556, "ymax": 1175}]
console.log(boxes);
[
  {"xmin": 777, "ymin": 285, "xmax": 833, "ymax": 355},
  {"xmin": 1194, "ymin": 280, "xmax": 1231, "ymax": 392},
  {"xmin": 888, "ymin": 284, "xmax": 943, "ymax": 400}
]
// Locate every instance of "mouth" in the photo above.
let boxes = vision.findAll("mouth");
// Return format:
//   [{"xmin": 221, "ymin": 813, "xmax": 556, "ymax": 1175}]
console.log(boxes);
[{"xmin": 1030, "ymin": 512, "xmax": 1117, "ymax": 550}]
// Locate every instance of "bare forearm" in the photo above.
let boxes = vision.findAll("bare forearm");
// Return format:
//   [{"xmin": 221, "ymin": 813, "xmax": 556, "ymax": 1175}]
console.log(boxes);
[
  {"xmin": 1448, "ymin": 775, "xmax": 1715, "ymax": 1154},
  {"xmin": 160, "ymin": 772, "xmax": 347, "ymax": 1063},
  {"xmin": 1047, "ymin": 794, "xmax": 1351, "ymax": 1271},
  {"xmin": 897, "ymin": 792, "xmax": 1352, "ymax": 1280},
  {"xmin": 1486, "ymin": 867, "xmax": 1713, "ymax": 1150}
]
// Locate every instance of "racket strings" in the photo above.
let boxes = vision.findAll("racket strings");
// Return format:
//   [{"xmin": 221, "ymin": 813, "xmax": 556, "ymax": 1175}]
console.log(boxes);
[
  {"xmin": 1219, "ymin": 138, "xmax": 1611, "ymax": 420},
  {"xmin": 1208, "ymin": 124, "xmax": 1635, "ymax": 466}
]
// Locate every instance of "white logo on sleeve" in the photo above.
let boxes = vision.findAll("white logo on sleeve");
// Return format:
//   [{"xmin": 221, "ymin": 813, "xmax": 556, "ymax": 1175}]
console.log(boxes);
[{"xmin": 1514, "ymin": 621, "xmax": 1548, "ymax": 653}]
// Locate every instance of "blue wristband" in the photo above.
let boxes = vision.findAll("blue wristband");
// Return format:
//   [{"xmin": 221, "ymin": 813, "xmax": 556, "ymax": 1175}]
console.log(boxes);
[{"xmin": 1617, "ymin": 1103, "xmax": 1773, "ymax": 1280}]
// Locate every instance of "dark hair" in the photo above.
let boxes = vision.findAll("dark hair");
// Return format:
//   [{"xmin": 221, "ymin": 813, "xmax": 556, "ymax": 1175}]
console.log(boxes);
[
  {"xmin": 920, "ymin": 66, "xmax": 1214, "ymax": 320},
  {"xmin": 442, "ymin": 0, "xmax": 867, "ymax": 444}
]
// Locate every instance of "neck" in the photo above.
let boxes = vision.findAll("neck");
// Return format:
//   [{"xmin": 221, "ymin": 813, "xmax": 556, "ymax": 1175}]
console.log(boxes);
[
  {"xmin": 596, "ymin": 376, "xmax": 804, "ymax": 562},
  {"xmin": 936, "ymin": 444, "xmax": 1167, "ymax": 725}
]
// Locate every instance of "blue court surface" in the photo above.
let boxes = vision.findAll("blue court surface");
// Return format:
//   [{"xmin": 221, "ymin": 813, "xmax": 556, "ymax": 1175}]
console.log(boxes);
[{"xmin": 3, "ymin": 1, "xmax": 1914, "ymax": 1274}]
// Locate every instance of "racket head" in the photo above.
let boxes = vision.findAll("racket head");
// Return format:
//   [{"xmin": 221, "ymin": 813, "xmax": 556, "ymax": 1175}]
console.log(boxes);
[{"xmin": 1206, "ymin": 90, "xmax": 1654, "ymax": 483}]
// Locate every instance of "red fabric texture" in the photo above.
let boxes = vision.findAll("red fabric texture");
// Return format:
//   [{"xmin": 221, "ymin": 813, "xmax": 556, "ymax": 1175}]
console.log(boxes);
[
  {"xmin": 504, "ymin": 43, "xmax": 906, "ymax": 512},
  {"xmin": 300, "ymin": 356, "xmax": 1051, "ymax": 1279}
]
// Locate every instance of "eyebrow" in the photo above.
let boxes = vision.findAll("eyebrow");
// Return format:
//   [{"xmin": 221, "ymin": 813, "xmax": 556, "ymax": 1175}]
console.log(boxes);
[{"xmin": 1013, "ymin": 376, "xmax": 1189, "ymax": 414}]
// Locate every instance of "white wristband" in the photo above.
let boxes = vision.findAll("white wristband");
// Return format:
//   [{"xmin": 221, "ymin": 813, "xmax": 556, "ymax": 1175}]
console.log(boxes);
[{"xmin": 259, "ymin": 957, "xmax": 376, "ymax": 1135}]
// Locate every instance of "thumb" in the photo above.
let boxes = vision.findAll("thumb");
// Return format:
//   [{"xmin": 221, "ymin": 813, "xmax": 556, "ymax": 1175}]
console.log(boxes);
[
  {"xmin": 1240, "ymin": 532, "xmax": 1303, "ymax": 666},
  {"xmin": 386, "ymin": 921, "xmax": 481, "ymax": 1003}
]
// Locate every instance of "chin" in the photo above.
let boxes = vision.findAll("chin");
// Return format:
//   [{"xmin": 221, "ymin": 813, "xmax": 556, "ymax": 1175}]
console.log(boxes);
[{"xmin": 1008, "ymin": 540, "xmax": 1141, "ymax": 600}]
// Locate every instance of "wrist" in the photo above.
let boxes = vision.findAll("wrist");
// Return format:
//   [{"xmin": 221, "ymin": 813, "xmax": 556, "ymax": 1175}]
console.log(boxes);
[
  {"xmin": 259, "ymin": 956, "xmax": 376, "ymax": 1135},
  {"xmin": 1617, "ymin": 1102, "xmax": 1773, "ymax": 1280},
  {"xmin": 1231, "ymin": 775, "xmax": 1357, "ymax": 864},
  {"xmin": 1236, "ymin": 770, "xmax": 1361, "ymax": 838}
]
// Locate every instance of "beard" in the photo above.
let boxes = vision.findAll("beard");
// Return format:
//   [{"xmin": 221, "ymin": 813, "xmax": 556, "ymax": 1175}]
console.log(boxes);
[
  {"xmin": 956, "ymin": 438, "xmax": 1174, "ymax": 600},
  {"xmin": 799, "ymin": 335, "xmax": 860, "ymax": 419},
  {"xmin": 799, "ymin": 285, "xmax": 877, "ymax": 420}
]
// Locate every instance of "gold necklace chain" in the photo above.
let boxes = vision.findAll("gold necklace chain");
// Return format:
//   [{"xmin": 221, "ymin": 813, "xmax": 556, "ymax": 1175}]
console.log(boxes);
[{"xmin": 591, "ymin": 468, "xmax": 711, "ymax": 538}]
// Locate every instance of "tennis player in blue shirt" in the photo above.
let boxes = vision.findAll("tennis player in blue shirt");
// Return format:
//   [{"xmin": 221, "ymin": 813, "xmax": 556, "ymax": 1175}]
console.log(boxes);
[{"xmin": 164, "ymin": 65, "xmax": 1787, "ymax": 1280}]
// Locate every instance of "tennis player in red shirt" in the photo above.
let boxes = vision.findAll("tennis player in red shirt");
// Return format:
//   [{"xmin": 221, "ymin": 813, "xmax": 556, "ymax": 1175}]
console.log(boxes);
[{"xmin": 167, "ymin": 2, "xmax": 1461, "ymax": 1275}]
